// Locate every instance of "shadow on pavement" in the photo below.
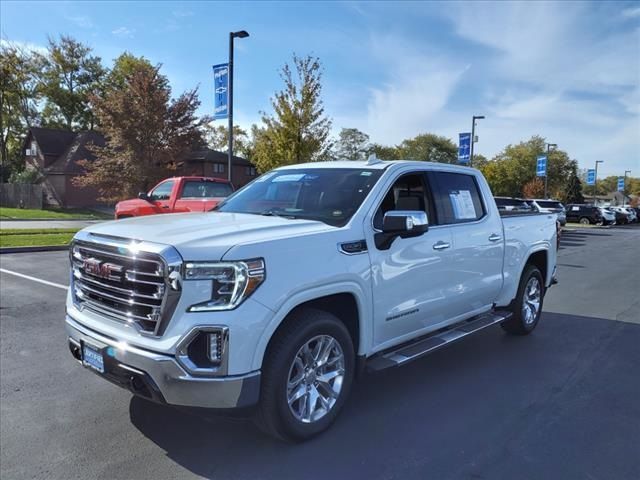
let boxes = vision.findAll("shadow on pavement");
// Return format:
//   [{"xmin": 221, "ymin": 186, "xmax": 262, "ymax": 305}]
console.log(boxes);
[{"xmin": 129, "ymin": 313, "xmax": 640, "ymax": 480}]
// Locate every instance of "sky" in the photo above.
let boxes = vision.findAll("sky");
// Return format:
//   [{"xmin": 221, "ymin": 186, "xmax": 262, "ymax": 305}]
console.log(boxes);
[{"xmin": 1, "ymin": 0, "xmax": 639, "ymax": 177}]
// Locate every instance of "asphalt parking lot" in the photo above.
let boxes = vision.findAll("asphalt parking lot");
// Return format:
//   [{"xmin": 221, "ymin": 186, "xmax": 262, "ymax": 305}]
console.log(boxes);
[{"xmin": 1, "ymin": 226, "xmax": 639, "ymax": 480}]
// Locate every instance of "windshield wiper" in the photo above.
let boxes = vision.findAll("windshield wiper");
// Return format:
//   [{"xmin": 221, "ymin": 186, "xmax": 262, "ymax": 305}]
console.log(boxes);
[{"xmin": 259, "ymin": 208, "xmax": 298, "ymax": 219}]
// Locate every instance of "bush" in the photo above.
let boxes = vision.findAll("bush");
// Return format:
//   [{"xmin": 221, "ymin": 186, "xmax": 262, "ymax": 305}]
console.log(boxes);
[{"xmin": 8, "ymin": 169, "xmax": 42, "ymax": 184}]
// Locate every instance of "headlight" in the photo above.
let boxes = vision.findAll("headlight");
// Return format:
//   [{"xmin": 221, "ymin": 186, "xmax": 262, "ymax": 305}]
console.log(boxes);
[{"xmin": 184, "ymin": 259, "xmax": 265, "ymax": 311}]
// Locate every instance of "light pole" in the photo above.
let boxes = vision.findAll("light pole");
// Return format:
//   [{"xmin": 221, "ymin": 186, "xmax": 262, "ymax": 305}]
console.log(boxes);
[
  {"xmin": 227, "ymin": 30, "xmax": 249, "ymax": 183},
  {"xmin": 544, "ymin": 143, "xmax": 557, "ymax": 199},
  {"xmin": 594, "ymin": 160, "xmax": 603, "ymax": 205},
  {"xmin": 469, "ymin": 115, "xmax": 484, "ymax": 167},
  {"xmin": 624, "ymin": 170, "xmax": 631, "ymax": 206}
]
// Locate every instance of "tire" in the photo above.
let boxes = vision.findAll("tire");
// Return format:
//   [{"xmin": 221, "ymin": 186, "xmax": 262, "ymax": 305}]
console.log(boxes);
[
  {"xmin": 255, "ymin": 308, "xmax": 355, "ymax": 442},
  {"xmin": 579, "ymin": 217, "xmax": 591, "ymax": 225},
  {"xmin": 502, "ymin": 265, "xmax": 545, "ymax": 335}
]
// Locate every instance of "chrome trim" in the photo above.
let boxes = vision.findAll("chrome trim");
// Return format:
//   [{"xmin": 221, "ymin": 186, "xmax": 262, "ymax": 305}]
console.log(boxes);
[
  {"xmin": 175, "ymin": 326, "xmax": 230, "ymax": 377},
  {"xmin": 70, "ymin": 230, "xmax": 183, "ymax": 337},
  {"xmin": 66, "ymin": 315, "xmax": 259, "ymax": 409}
]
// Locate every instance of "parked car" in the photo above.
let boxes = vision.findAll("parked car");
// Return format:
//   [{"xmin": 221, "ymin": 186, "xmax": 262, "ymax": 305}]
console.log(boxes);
[
  {"xmin": 494, "ymin": 196, "xmax": 535, "ymax": 213},
  {"xmin": 620, "ymin": 207, "xmax": 638, "ymax": 223},
  {"xmin": 528, "ymin": 199, "xmax": 566, "ymax": 226},
  {"xmin": 67, "ymin": 160, "xmax": 558, "ymax": 441},
  {"xmin": 565, "ymin": 204, "xmax": 603, "ymax": 225},
  {"xmin": 598, "ymin": 207, "xmax": 616, "ymax": 225},
  {"xmin": 115, "ymin": 176, "xmax": 234, "ymax": 219},
  {"xmin": 609, "ymin": 206, "xmax": 632, "ymax": 224}
]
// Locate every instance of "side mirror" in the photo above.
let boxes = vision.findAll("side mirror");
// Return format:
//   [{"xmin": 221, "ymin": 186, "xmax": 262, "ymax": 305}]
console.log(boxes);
[
  {"xmin": 138, "ymin": 192, "xmax": 151, "ymax": 202},
  {"xmin": 375, "ymin": 210, "xmax": 429, "ymax": 250}
]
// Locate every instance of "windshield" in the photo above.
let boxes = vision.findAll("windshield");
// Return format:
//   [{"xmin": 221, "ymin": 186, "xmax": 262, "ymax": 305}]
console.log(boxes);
[
  {"xmin": 537, "ymin": 200, "xmax": 564, "ymax": 209},
  {"xmin": 215, "ymin": 168, "xmax": 384, "ymax": 227}
]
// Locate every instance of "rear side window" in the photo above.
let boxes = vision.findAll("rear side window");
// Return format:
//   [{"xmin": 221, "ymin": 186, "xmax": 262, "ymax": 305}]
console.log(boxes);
[
  {"xmin": 429, "ymin": 172, "xmax": 485, "ymax": 224},
  {"xmin": 181, "ymin": 181, "xmax": 233, "ymax": 198}
]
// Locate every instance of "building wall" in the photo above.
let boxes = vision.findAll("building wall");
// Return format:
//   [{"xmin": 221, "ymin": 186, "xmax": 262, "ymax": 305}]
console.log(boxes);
[{"xmin": 64, "ymin": 175, "xmax": 102, "ymax": 207}]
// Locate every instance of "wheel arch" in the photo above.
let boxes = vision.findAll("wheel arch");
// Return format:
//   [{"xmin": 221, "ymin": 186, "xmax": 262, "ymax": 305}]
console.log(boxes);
[{"xmin": 251, "ymin": 284, "xmax": 368, "ymax": 371}]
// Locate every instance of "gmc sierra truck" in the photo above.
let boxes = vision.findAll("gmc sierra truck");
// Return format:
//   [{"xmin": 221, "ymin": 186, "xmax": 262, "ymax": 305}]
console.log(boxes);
[{"xmin": 66, "ymin": 159, "xmax": 558, "ymax": 441}]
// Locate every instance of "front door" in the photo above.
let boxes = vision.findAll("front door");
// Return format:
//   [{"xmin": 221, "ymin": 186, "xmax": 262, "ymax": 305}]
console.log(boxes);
[
  {"xmin": 148, "ymin": 179, "xmax": 175, "ymax": 213},
  {"xmin": 365, "ymin": 171, "xmax": 456, "ymax": 351}
]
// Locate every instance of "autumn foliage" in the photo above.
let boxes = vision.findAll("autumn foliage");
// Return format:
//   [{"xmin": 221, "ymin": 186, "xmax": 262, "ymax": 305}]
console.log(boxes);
[{"xmin": 73, "ymin": 60, "xmax": 203, "ymax": 202}]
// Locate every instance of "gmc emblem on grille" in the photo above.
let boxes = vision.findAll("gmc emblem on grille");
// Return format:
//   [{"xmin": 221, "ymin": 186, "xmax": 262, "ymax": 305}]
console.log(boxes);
[{"xmin": 83, "ymin": 258, "xmax": 123, "ymax": 280}]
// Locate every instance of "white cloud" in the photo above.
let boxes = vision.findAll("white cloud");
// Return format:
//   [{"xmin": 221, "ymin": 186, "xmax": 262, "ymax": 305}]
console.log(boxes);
[
  {"xmin": 0, "ymin": 38, "xmax": 47, "ymax": 55},
  {"xmin": 111, "ymin": 27, "xmax": 135, "ymax": 38},
  {"xmin": 65, "ymin": 15, "xmax": 93, "ymax": 29},
  {"xmin": 622, "ymin": 6, "xmax": 640, "ymax": 18},
  {"xmin": 172, "ymin": 10, "xmax": 194, "ymax": 18}
]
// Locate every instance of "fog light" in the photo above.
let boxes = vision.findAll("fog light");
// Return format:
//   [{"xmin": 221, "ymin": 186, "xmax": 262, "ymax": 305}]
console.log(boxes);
[{"xmin": 208, "ymin": 333, "xmax": 221, "ymax": 362}]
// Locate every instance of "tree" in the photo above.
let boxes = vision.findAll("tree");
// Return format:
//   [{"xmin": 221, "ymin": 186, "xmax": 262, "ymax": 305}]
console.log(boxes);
[
  {"xmin": 201, "ymin": 123, "xmax": 252, "ymax": 158},
  {"xmin": 397, "ymin": 133, "xmax": 457, "ymax": 163},
  {"xmin": 522, "ymin": 178, "xmax": 545, "ymax": 199},
  {"xmin": 335, "ymin": 127, "xmax": 370, "ymax": 160},
  {"xmin": 74, "ymin": 58, "xmax": 203, "ymax": 201},
  {"xmin": 478, "ymin": 135, "xmax": 583, "ymax": 202},
  {"xmin": 40, "ymin": 35, "xmax": 106, "ymax": 130},
  {"xmin": 0, "ymin": 41, "xmax": 42, "ymax": 180},
  {"xmin": 252, "ymin": 54, "xmax": 332, "ymax": 172}
]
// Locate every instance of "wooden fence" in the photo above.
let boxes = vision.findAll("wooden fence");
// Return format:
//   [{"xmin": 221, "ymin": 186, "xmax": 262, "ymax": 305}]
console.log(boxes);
[{"xmin": 0, "ymin": 183, "xmax": 43, "ymax": 209}]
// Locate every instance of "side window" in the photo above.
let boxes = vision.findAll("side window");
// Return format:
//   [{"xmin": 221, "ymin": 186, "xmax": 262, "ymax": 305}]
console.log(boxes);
[
  {"xmin": 429, "ymin": 172, "xmax": 485, "ymax": 224},
  {"xmin": 373, "ymin": 173, "xmax": 433, "ymax": 229},
  {"xmin": 149, "ymin": 180, "xmax": 174, "ymax": 201}
]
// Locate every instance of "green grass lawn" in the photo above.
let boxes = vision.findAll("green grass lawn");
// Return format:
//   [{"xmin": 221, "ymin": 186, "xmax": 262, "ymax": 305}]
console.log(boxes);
[
  {"xmin": 0, "ymin": 206, "xmax": 111, "ymax": 220},
  {"xmin": 0, "ymin": 228, "xmax": 79, "ymax": 248}
]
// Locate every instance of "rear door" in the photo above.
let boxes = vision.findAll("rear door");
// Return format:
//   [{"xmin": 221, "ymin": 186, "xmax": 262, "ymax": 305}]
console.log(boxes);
[{"xmin": 428, "ymin": 170, "xmax": 504, "ymax": 318}]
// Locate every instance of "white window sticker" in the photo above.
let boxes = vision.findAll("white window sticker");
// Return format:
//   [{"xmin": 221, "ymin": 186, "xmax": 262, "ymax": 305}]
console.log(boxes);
[
  {"xmin": 449, "ymin": 190, "xmax": 477, "ymax": 220},
  {"xmin": 273, "ymin": 174, "xmax": 305, "ymax": 183},
  {"xmin": 571, "ymin": 206, "xmax": 580, "ymax": 211}
]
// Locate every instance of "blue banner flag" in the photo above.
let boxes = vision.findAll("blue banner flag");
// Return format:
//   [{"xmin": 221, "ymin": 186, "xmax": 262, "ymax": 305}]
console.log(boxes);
[
  {"xmin": 586, "ymin": 169, "xmax": 596, "ymax": 185},
  {"xmin": 458, "ymin": 133, "xmax": 471, "ymax": 164},
  {"xmin": 536, "ymin": 155, "xmax": 547, "ymax": 177},
  {"xmin": 212, "ymin": 63, "xmax": 229, "ymax": 119},
  {"xmin": 617, "ymin": 177, "xmax": 625, "ymax": 192}
]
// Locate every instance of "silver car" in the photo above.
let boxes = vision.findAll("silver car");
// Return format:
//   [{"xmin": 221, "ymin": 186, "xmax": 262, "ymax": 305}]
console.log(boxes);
[{"xmin": 529, "ymin": 199, "xmax": 567, "ymax": 226}]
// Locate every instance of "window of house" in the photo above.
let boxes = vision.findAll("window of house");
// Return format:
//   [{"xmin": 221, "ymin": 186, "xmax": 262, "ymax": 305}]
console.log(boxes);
[
  {"xmin": 213, "ymin": 163, "xmax": 225, "ymax": 174},
  {"xmin": 245, "ymin": 166, "xmax": 257, "ymax": 176}
]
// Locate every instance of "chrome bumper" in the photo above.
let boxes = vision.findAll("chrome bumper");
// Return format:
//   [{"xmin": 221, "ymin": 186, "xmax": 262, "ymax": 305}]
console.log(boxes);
[{"xmin": 65, "ymin": 315, "xmax": 260, "ymax": 409}]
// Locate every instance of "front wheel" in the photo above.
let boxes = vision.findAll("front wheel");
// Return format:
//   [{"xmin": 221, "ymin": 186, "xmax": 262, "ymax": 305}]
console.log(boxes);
[
  {"xmin": 256, "ymin": 308, "xmax": 355, "ymax": 442},
  {"xmin": 502, "ymin": 265, "xmax": 545, "ymax": 335}
]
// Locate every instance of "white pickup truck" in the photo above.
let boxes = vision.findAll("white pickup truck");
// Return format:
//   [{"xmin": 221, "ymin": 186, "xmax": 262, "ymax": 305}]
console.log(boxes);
[{"xmin": 66, "ymin": 159, "xmax": 558, "ymax": 441}]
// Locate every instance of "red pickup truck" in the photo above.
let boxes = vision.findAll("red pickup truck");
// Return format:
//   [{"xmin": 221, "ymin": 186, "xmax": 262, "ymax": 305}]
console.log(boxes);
[{"xmin": 114, "ymin": 176, "xmax": 234, "ymax": 219}]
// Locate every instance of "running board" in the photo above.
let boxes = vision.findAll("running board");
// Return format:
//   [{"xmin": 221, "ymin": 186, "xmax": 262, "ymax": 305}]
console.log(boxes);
[{"xmin": 366, "ymin": 310, "xmax": 512, "ymax": 372}]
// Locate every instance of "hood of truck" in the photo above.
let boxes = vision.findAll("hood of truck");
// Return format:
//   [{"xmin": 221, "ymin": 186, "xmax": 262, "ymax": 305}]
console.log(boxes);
[{"xmin": 80, "ymin": 212, "xmax": 334, "ymax": 261}]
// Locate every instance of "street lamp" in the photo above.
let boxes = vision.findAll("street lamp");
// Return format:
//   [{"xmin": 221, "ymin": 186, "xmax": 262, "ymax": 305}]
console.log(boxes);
[
  {"xmin": 544, "ymin": 143, "xmax": 557, "ymax": 199},
  {"xmin": 594, "ymin": 160, "xmax": 603, "ymax": 205},
  {"xmin": 227, "ymin": 30, "xmax": 250, "ymax": 182},
  {"xmin": 469, "ymin": 115, "xmax": 484, "ymax": 167},
  {"xmin": 624, "ymin": 170, "xmax": 632, "ymax": 206}
]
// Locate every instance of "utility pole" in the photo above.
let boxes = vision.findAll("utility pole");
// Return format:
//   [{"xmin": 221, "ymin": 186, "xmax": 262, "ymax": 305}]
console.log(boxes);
[
  {"xmin": 624, "ymin": 170, "xmax": 631, "ymax": 206},
  {"xmin": 594, "ymin": 160, "xmax": 603, "ymax": 206},
  {"xmin": 227, "ymin": 30, "xmax": 249, "ymax": 183},
  {"xmin": 544, "ymin": 143, "xmax": 557, "ymax": 199},
  {"xmin": 469, "ymin": 115, "xmax": 485, "ymax": 167}
]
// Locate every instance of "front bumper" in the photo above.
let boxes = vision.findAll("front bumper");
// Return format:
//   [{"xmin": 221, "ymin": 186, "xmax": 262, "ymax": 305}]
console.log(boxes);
[{"xmin": 66, "ymin": 315, "xmax": 260, "ymax": 409}]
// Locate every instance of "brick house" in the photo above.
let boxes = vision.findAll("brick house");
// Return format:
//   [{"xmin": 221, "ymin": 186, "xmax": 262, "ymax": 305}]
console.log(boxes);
[{"xmin": 23, "ymin": 127, "xmax": 257, "ymax": 207}]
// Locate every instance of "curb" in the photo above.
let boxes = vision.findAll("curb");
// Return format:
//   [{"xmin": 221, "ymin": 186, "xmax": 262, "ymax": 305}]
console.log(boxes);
[{"xmin": 0, "ymin": 245, "xmax": 70, "ymax": 254}]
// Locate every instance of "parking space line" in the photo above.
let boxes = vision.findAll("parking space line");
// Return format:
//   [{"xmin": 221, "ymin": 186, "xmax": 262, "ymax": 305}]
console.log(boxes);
[{"xmin": 0, "ymin": 268, "xmax": 68, "ymax": 291}]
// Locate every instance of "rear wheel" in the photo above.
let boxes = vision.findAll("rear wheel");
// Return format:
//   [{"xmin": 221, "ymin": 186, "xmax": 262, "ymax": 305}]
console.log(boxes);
[
  {"xmin": 579, "ymin": 217, "xmax": 591, "ymax": 225},
  {"xmin": 502, "ymin": 265, "xmax": 544, "ymax": 335},
  {"xmin": 256, "ymin": 308, "xmax": 355, "ymax": 442}
]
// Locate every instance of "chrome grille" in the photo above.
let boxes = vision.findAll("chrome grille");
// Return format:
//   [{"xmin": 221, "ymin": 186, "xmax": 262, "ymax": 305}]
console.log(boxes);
[{"xmin": 70, "ymin": 236, "xmax": 181, "ymax": 336}]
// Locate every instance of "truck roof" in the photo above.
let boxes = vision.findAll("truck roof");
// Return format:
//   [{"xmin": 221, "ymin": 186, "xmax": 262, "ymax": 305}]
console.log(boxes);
[
  {"xmin": 276, "ymin": 160, "xmax": 479, "ymax": 173},
  {"xmin": 166, "ymin": 176, "xmax": 231, "ymax": 183}
]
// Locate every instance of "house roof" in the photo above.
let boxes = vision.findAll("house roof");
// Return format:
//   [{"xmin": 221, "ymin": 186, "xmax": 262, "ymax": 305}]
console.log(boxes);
[
  {"xmin": 187, "ymin": 148, "xmax": 252, "ymax": 167},
  {"xmin": 47, "ymin": 130, "xmax": 105, "ymax": 174},
  {"xmin": 29, "ymin": 127, "xmax": 77, "ymax": 156}
]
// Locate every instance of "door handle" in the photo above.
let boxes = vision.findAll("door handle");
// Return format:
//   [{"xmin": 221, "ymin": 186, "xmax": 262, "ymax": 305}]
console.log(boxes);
[
  {"xmin": 161, "ymin": 205, "xmax": 170, "ymax": 209},
  {"xmin": 488, "ymin": 234, "xmax": 502, "ymax": 242},
  {"xmin": 432, "ymin": 241, "xmax": 451, "ymax": 251}
]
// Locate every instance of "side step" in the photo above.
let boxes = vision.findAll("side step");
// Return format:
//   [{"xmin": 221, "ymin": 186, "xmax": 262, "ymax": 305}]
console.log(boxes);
[{"xmin": 366, "ymin": 310, "xmax": 513, "ymax": 372}]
